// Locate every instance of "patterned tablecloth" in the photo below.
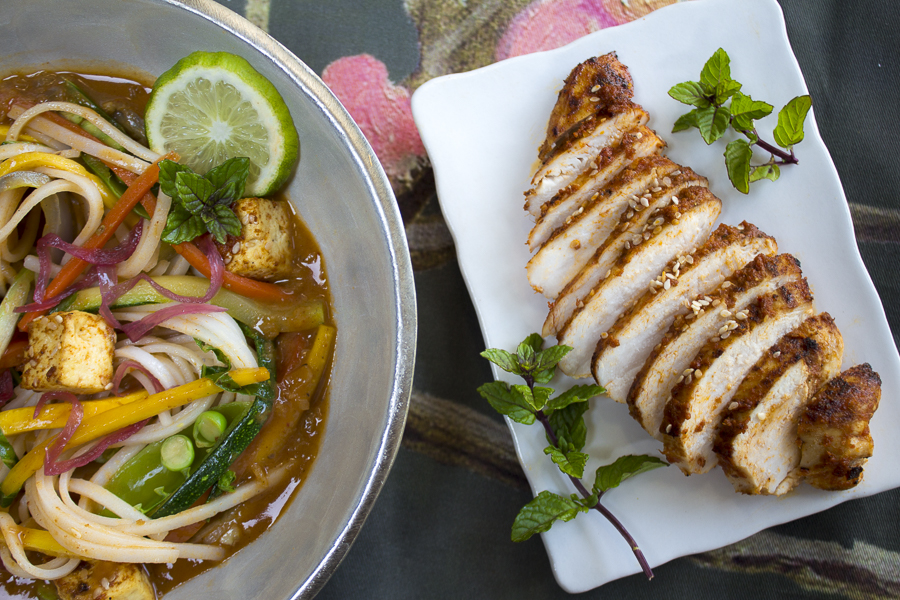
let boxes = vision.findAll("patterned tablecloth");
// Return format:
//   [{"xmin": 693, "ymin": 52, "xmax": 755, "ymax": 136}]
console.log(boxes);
[{"xmin": 215, "ymin": 0, "xmax": 900, "ymax": 597}]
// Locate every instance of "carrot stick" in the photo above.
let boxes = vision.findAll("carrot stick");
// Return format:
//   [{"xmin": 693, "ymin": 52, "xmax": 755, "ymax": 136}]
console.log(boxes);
[
  {"xmin": 17, "ymin": 152, "xmax": 176, "ymax": 331},
  {"xmin": 0, "ymin": 339, "xmax": 27, "ymax": 369}
]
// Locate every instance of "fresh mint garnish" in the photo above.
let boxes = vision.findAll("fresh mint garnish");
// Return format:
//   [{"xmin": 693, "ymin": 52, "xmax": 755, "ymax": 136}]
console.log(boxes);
[
  {"xmin": 669, "ymin": 48, "xmax": 811, "ymax": 194},
  {"xmin": 478, "ymin": 334, "xmax": 667, "ymax": 579},
  {"xmin": 159, "ymin": 157, "xmax": 249, "ymax": 244}
]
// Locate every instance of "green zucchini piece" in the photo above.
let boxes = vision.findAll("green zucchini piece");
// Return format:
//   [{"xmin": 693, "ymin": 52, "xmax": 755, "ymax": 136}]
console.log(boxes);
[
  {"xmin": 151, "ymin": 337, "xmax": 276, "ymax": 518},
  {"xmin": 52, "ymin": 275, "xmax": 324, "ymax": 338}
]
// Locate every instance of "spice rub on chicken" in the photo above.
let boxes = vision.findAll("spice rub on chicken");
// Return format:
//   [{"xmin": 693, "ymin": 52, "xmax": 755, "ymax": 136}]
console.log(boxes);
[{"xmin": 521, "ymin": 53, "xmax": 881, "ymax": 494}]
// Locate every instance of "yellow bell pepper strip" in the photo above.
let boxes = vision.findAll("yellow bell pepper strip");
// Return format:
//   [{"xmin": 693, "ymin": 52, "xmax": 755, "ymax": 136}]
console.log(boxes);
[
  {"xmin": 16, "ymin": 527, "xmax": 79, "ymax": 559},
  {"xmin": 0, "ymin": 390, "xmax": 147, "ymax": 437},
  {"xmin": 0, "ymin": 367, "xmax": 269, "ymax": 503},
  {"xmin": 0, "ymin": 151, "xmax": 116, "ymax": 207},
  {"xmin": 0, "ymin": 125, "xmax": 40, "ymax": 144}
]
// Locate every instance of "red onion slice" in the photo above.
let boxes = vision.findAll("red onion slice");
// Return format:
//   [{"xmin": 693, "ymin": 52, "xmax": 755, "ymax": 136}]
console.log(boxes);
[
  {"xmin": 120, "ymin": 303, "xmax": 228, "ymax": 343},
  {"xmin": 0, "ymin": 371, "xmax": 13, "ymax": 407},
  {"xmin": 113, "ymin": 360, "xmax": 164, "ymax": 395},
  {"xmin": 44, "ymin": 419, "xmax": 149, "ymax": 476},
  {"xmin": 39, "ymin": 392, "xmax": 83, "ymax": 475},
  {"xmin": 16, "ymin": 269, "xmax": 100, "ymax": 313}
]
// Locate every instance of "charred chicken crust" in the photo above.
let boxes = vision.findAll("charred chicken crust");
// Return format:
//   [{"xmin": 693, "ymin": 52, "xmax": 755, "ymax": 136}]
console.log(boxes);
[
  {"xmin": 798, "ymin": 363, "xmax": 881, "ymax": 490},
  {"xmin": 539, "ymin": 52, "xmax": 636, "ymax": 161}
]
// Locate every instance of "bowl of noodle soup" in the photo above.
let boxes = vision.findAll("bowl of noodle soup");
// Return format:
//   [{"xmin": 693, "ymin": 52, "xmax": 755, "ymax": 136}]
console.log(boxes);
[{"xmin": 0, "ymin": 0, "xmax": 415, "ymax": 598}]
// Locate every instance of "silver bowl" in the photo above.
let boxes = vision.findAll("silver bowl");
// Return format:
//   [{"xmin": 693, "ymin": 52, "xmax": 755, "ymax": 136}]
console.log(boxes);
[{"xmin": 0, "ymin": 1, "xmax": 416, "ymax": 598}]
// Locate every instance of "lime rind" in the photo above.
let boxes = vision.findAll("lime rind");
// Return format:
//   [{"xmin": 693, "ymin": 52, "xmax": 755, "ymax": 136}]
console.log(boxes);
[{"xmin": 145, "ymin": 52, "xmax": 299, "ymax": 197}]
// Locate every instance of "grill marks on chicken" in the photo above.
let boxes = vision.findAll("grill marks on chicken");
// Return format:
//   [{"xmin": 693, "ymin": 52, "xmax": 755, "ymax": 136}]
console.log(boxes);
[
  {"xmin": 592, "ymin": 222, "xmax": 777, "ymax": 404},
  {"xmin": 522, "ymin": 53, "xmax": 880, "ymax": 493},
  {"xmin": 798, "ymin": 364, "xmax": 881, "ymax": 490},
  {"xmin": 714, "ymin": 314, "xmax": 844, "ymax": 495}
]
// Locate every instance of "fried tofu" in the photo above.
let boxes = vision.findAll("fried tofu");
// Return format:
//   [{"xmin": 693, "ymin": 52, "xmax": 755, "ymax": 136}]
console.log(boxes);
[
  {"xmin": 21, "ymin": 311, "xmax": 116, "ymax": 394},
  {"xmin": 55, "ymin": 560, "xmax": 155, "ymax": 600},
  {"xmin": 217, "ymin": 197, "xmax": 294, "ymax": 281}
]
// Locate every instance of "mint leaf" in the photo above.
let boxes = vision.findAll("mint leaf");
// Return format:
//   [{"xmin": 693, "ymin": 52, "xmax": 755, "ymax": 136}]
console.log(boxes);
[
  {"xmin": 545, "ymin": 383, "xmax": 604, "ymax": 411},
  {"xmin": 513, "ymin": 384, "xmax": 552, "ymax": 411},
  {"xmin": 533, "ymin": 344, "xmax": 571, "ymax": 373},
  {"xmin": 750, "ymin": 163, "xmax": 780, "ymax": 183},
  {"xmin": 548, "ymin": 401, "xmax": 589, "ymax": 451},
  {"xmin": 724, "ymin": 138, "xmax": 753, "ymax": 194},
  {"xmin": 773, "ymin": 95, "xmax": 812, "ymax": 149},
  {"xmin": 158, "ymin": 159, "xmax": 193, "ymax": 198},
  {"xmin": 477, "ymin": 381, "xmax": 535, "ymax": 425},
  {"xmin": 715, "ymin": 78, "xmax": 742, "ymax": 104},
  {"xmin": 544, "ymin": 444, "xmax": 588, "ymax": 478},
  {"xmin": 206, "ymin": 157, "xmax": 249, "ymax": 203},
  {"xmin": 480, "ymin": 348, "xmax": 521, "ymax": 375},
  {"xmin": 699, "ymin": 48, "xmax": 731, "ymax": 92},
  {"xmin": 672, "ymin": 110, "xmax": 700, "ymax": 133},
  {"xmin": 511, "ymin": 491, "xmax": 588, "ymax": 542},
  {"xmin": 695, "ymin": 104, "xmax": 731, "ymax": 144},
  {"xmin": 204, "ymin": 204, "xmax": 242, "ymax": 243},
  {"xmin": 668, "ymin": 81, "xmax": 710, "ymax": 108},
  {"xmin": 161, "ymin": 204, "xmax": 205, "ymax": 244},
  {"xmin": 175, "ymin": 171, "xmax": 215, "ymax": 214},
  {"xmin": 517, "ymin": 334, "xmax": 543, "ymax": 368},
  {"xmin": 730, "ymin": 92, "xmax": 773, "ymax": 131},
  {"xmin": 593, "ymin": 455, "xmax": 668, "ymax": 495}
]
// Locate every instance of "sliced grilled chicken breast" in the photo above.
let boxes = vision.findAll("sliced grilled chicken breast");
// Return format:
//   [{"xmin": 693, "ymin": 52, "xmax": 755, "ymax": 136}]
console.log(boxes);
[
  {"xmin": 557, "ymin": 186, "xmax": 721, "ymax": 378},
  {"xmin": 527, "ymin": 156, "xmax": 679, "ymax": 299},
  {"xmin": 527, "ymin": 125, "xmax": 664, "ymax": 250},
  {"xmin": 538, "ymin": 52, "xmax": 635, "ymax": 161},
  {"xmin": 799, "ymin": 363, "xmax": 882, "ymax": 490},
  {"xmin": 661, "ymin": 278, "xmax": 815, "ymax": 474},
  {"xmin": 592, "ymin": 222, "xmax": 777, "ymax": 403},
  {"xmin": 525, "ymin": 107, "xmax": 650, "ymax": 217},
  {"xmin": 542, "ymin": 166, "xmax": 707, "ymax": 336},
  {"xmin": 714, "ymin": 313, "xmax": 843, "ymax": 495},
  {"xmin": 628, "ymin": 254, "xmax": 804, "ymax": 439}
]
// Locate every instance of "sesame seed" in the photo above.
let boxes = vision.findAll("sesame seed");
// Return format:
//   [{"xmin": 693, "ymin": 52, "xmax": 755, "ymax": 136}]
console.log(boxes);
[
  {"xmin": 101, "ymin": 578, "xmax": 110, "ymax": 590},
  {"xmin": 651, "ymin": 187, "xmax": 663, "ymax": 193},
  {"xmin": 720, "ymin": 310, "xmax": 732, "ymax": 318},
  {"xmin": 720, "ymin": 331, "xmax": 731, "ymax": 340},
  {"xmin": 55, "ymin": 315, "xmax": 63, "ymax": 324},
  {"xmin": 626, "ymin": 209, "xmax": 634, "ymax": 219},
  {"xmin": 605, "ymin": 269, "xmax": 611, "ymax": 278},
  {"xmin": 671, "ymin": 170, "xmax": 682, "ymax": 176},
  {"xmin": 104, "ymin": 383, "xmax": 113, "ymax": 391},
  {"xmin": 728, "ymin": 320, "xmax": 738, "ymax": 330},
  {"xmin": 634, "ymin": 132, "xmax": 644, "ymax": 138},
  {"xmin": 232, "ymin": 242, "xmax": 241, "ymax": 254},
  {"xmin": 773, "ymin": 350, "xmax": 781, "ymax": 357},
  {"xmin": 671, "ymin": 196, "xmax": 679, "ymax": 205},
  {"xmin": 643, "ymin": 232, "xmax": 651, "ymax": 240},
  {"xmin": 600, "ymin": 332, "xmax": 608, "ymax": 339},
  {"xmin": 663, "ymin": 280, "xmax": 671, "ymax": 290},
  {"xmin": 683, "ymin": 368, "xmax": 694, "ymax": 376},
  {"xmin": 591, "ymin": 85, "xmax": 600, "ymax": 92},
  {"xmin": 685, "ymin": 374, "xmax": 692, "ymax": 384},
  {"xmin": 665, "ymin": 273, "xmax": 676, "ymax": 280},
  {"xmin": 674, "ymin": 211, "xmax": 682, "ymax": 218},
  {"xmin": 591, "ymin": 193, "xmax": 599, "ymax": 200},
  {"xmin": 694, "ymin": 370, "xmax": 702, "ymax": 378},
  {"xmin": 758, "ymin": 412, "xmax": 767, "ymax": 421},
  {"xmin": 666, "ymin": 424, "xmax": 672, "ymax": 433},
  {"xmin": 721, "ymin": 281, "xmax": 733, "ymax": 288},
  {"xmin": 641, "ymin": 197, "xmax": 649, "ymax": 207},
  {"xmin": 737, "ymin": 225, "xmax": 745, "ymax": 230},
  {"xmin": 624, "ymin": 241, "xmax": 631, "ymax": 250},
  {"xmin": 676, "ymin": 375, "xmax": 684, "ymax": 383},
  {"xmin": 686, "ymin": 255, "xmax": 694, "ymax": 264},
  {"xmin": 590, "ymin": 96, "xmax": 600, "ymax": 102},
  {"xmin": 718, "ymin": 325, "xmax": 729, "ymax": 334},
  {"xmin": 570, "ymin": 239, "xmax": 581, "ymax": 249},
  {"xmin": 662, "ymin": 177, "xmax": 672, "ymax": 187}
]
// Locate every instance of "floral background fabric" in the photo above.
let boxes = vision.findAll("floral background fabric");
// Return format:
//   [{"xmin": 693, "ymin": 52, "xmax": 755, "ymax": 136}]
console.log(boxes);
[{"xmin": 216, "ymin": 0, "xmax": 900, "ymax": 597}]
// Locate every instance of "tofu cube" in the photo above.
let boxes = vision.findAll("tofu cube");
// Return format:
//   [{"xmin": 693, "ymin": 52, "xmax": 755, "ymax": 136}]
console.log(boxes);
[
  {"xmin": 21, "ymin": 311, "xmax": 116, "ymax": 395},
  {"xmin": 217, "ymin": 197, "xmax": 294, "ymax": 281},
  {"xmin": 55, "ymin": 560, "xmax": 155, "ymax": 600}
]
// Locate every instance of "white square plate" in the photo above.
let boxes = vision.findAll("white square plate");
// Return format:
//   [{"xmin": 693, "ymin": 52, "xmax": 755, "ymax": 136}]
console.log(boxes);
[{"xmin": 411, "ymin": 0, "xmax": 900, "ymax": 592}]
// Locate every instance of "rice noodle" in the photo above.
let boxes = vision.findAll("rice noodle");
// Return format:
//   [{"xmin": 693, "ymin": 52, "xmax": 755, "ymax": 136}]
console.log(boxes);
[
  {"xmin": 0, "ymin": 513, "xmax": 81, "ymax": 579},
  {"xmin": 7, "ymin": 103, "xmax": 157, "ymax": 170},
  {"xmin": 0, "ymin": 142, "xmax": 58, "ymax": 161},
  {"xmin": 117, "ymin": 192, "xmax": 171, "ymax": 278},
  {"xmin": 35, "ymin": 166, "xmax": 104, "ymax": 252},
  {"xmin": 2, "ymin": 206, "xmax": 40, "ymax": 263},
  {"xmin": 0, "ymin": 180, "xmax": 102, "ymax": 251}
]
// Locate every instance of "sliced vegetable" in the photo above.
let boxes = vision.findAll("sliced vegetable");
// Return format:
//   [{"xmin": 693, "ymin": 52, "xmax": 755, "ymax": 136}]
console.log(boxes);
[
  {"xmin": 0, "ymin": 124, "xmax": 40, "ymax": 144},
  {"xmin": 102, "ymin": 439, "xmax": 186, "ymax": 516},
  {"xmin": 0, "ymin": 151, "xmax": 115, "ymax": 206},
  {"xmin": 0, "ymin": 270, "xmax": 33, "ymax": 359},
  {"xmin": 0, "ymin": 390, "xmax": 147, "ymax": 437},
  {"xmin": 153, "ymin": 340, "xmax": 275, "ymax": 517},
  {"xmin": 0, "ymin": 338, "xmax": 27, "ymax": 369},
  {"xmin": 55, "ymin": 275, "xmax": 324, "ymax": 338},
  {"xmin": 62, "ymin": 78, "xmax": 128, "ymax": 150},
  {"xmin": 17, "ymin": 152, "xmax": 176, "ymax": 330},
  {"xmin": 160, "ymin": 435, "xmax": 195, "ymax": 472},
  {"xmin": 0, "ymin": 367, "xmax": 268, "ymax": 504},
  {"xmin": 193, "ymin": 411, "xmax": 227, "ymax": 448}
]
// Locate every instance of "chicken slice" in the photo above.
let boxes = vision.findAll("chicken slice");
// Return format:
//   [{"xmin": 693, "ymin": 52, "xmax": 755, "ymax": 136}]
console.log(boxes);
[
  {"xmin": 592, "ymin": 222, "xmax": 777, "ymax": 403},
  {"xmin": 542, "ymin": 166, "xmax": 707, "ymax": 336},
  {"xmin": 527, "ymin": 125, "xmax": 664, "ymax": 249},
  {"xmin": 56, "ymin": 560, "xmax": 155, "ymax": 600},
  {"xmin": 714, "ymin": 313, "xmax": 843, "ymax": 495},
  {"xmin": 527, "ymin": 155, "xmax": 679, "ymax": 299},
  {"xmin": 798, "ymin": 363, "xmax": 882, "ymax": 490},
  {"xmin": 538, "ymin": 52, "xmax": 636, "ymax": 160},
  {"xmin": 628, "ymin": 253, "xmax": 804, "ymax": 439},
  {"xmin": 557, "ymin": 186, "xmax": 721, "ymax": 378},
  {"xmin": 661, "ymin": 278, "xmax": 815, "ymax": 474},
  {"xmin": 525, "ymin": 107, "xmax": 650, "ymax": 217}
]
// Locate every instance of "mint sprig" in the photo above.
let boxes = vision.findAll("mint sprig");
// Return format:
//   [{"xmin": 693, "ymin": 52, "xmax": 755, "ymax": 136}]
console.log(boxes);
[
  {"xmin": 478, "ymin": 334, "xmax": 667, "ymax": 579},
  {"xmin": 669, "ymin": 48, "xmax": 812, "ymax": 194},
  {"xmin": 159, "ymin": 157, "xmax": 249, "ymax": 244}
]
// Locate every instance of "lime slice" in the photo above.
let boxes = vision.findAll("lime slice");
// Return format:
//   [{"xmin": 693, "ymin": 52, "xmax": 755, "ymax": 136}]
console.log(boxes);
[{"xmin": 145, "ymin": 51, "xmax": 299, "ymax": 196}]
